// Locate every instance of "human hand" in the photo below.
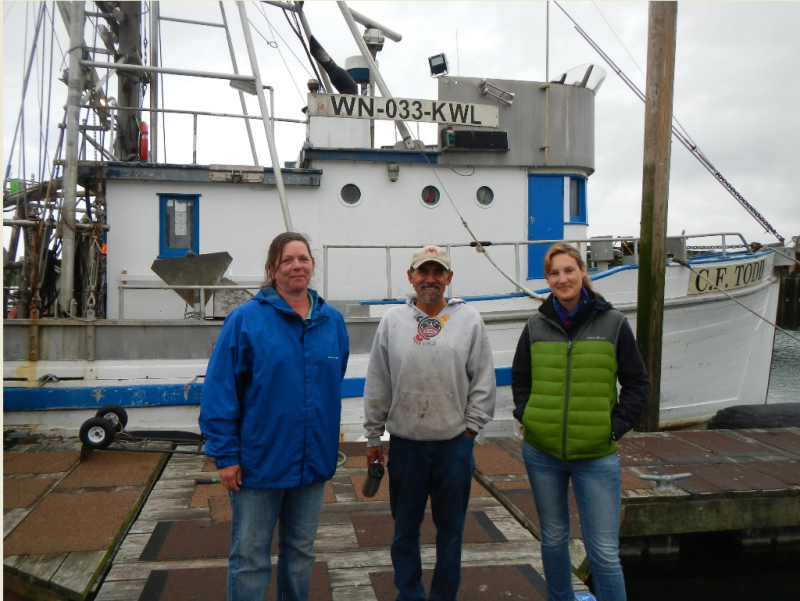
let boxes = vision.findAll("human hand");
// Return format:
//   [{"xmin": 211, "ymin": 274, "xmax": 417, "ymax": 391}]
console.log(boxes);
[
  {"xmin": 218, "ymin": 464, "xmax": 242, "ymax": 492},
  {"xmin": 367, "ymin": 445, "xmax": 384, "ymax": 467}
]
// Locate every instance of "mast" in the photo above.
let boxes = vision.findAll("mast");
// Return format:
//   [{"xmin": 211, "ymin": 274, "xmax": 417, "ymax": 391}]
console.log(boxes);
[
  {"xmin": 150, "ymin": 1, "xmax": 159, "ymax": 162},
  {"xmin": 59, "ymin": 1, "xmax": 86, "ymax": 317},
  {"xmin": 115, "ymin": 2, "xmax": 143, "ymax": 161},
  {"xmin": 336, "ymin": 1, "xmax": 416, "ymax": 150},
  {"xmin": 236, "ymin": 1, "xmax": 293, "ymax": 231}
]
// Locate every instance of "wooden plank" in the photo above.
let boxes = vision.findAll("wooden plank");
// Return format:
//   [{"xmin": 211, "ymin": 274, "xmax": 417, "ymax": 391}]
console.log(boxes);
[
  {"xmin": 3, "ymin": 508, "xmax": 30, "ymax": 536},
  {"xmin": 17, "ymin": 552, "xmax": 68, "ymax": 586},
  {"xmin": 92, "ymin": 579, "xmax": 147, "ymax": 601},
  {"xmin": 620, "ymin": 494, "xmax": 800, "ymax": 536},
  {"xmin": 135, "ymin": 507, "xmax": 210, "ymax": 522},
  {"xmin": 330, "ymin": 585, "xmax": 378, "ymax": 601},
  {"xmin": 102, "ymin": 558, "xmax": 228, "ymax": 580},
  {"xmin": 50, "ymin": 550, "xmax": 107, "ymax": 600},
  {"xmin": 3, "ymin": 554, "xmax": 28, "ymax": 576},
  {"xmin": 111, "ymin": 533, "xmax": 152, "ymax": 563}
]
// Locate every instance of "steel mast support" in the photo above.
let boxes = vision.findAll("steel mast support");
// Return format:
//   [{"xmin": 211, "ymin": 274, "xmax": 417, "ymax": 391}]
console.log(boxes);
[
  {"xmin": 150, "ymin": 1, "xmax": 159, "ymax": 162},
  {"xmin": 336, "ymin": 1, "xmax": 416, "ymax": 150},
  {"xmin": 235, "ymin": 1, "xmax": 292, "ymax": 231},
  {"xmin": 219, "ymin": 1, "xmax": 259, "ymax": 166},
  {"xmin": 59, "ymin": 1, "xmax": 85, "ymax": 317}
]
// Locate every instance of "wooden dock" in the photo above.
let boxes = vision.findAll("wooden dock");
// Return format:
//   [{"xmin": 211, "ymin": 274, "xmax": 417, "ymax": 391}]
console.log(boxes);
[{"xmin": 4, "ymin": 427, "xmax": 800, "ymax": 600}]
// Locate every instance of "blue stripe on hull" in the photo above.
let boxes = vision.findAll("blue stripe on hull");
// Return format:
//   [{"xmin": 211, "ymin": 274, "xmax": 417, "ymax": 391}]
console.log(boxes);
[{"xmin": 3, "ymin": 367, "xmax": 514, "ymax": 411}]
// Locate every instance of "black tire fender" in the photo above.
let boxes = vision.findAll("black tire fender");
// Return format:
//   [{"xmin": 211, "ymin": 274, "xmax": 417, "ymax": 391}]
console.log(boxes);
[
  {"xmin": 95, "ymin": 405, "xmax": 128, "ymax": 432},
  {"xmin": 80, "ymin": 417, "xmax": 115, "ymax": 449}
]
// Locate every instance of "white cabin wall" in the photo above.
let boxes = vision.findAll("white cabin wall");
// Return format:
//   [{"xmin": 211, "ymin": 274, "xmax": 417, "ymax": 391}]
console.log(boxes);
[
  {"xmin": 106, "ymin": 179, "xmax": 311, "ymax": 318},
  {"xmin": 309, "ymin": 160, "xmax": 530, "ymax": 300},
  {"xmin": 309, "ymin": 116, "xmax": 371, "ymax": 148}
]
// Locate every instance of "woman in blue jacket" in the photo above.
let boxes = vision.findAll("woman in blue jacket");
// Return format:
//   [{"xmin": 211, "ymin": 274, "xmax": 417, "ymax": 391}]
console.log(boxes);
[
  {"xmin": 512, "ymin": 243, "xmax": 648, "ymax": 601},
  {"xmin": 199, "ymin": 232, "xmax": 349, "ymax": 601}
]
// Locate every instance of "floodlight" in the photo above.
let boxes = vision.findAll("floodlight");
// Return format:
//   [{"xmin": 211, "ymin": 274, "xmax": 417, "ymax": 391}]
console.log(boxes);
[{"xmin": 428, "ymin": 54, "xmax": 448, "ymax": 77}]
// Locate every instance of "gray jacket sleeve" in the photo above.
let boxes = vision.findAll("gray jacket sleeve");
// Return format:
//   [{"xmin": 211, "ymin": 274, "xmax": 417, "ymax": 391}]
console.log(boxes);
[
  {"xmin": 464, "ymin": 316, "xmax": 496, "ymax": 432},
  {"xmin": 362, "ymin": 317, "xmax": 391, "ymax": 446}
]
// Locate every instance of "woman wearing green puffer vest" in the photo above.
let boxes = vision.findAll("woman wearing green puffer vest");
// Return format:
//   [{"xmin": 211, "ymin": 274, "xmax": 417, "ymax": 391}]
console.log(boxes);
[{"xmin": 511, "ymin": 242, "xmax": 649, "ymax": 601}]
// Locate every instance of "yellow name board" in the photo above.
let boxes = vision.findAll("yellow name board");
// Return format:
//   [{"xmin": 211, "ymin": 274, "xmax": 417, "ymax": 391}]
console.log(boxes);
[{"xmin": 688, "ymin": 259, "xmax": 766, "ymax": 295}]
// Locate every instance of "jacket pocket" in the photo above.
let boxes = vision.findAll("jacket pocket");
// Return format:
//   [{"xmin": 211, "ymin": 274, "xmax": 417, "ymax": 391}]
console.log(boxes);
[{"xmin": 388, "ymin": 389, "xmax": 464, "ymax": 440}]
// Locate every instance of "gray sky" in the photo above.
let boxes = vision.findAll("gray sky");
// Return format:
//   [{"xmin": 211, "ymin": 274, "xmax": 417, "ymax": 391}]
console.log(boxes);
[{"xmin": 4, "ymin": 1, "xmax": 800, "ymax": 248}]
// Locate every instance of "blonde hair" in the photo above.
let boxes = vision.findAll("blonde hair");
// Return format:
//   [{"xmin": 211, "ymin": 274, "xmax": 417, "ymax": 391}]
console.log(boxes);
[{"xmin": 543, "ymin": 243, "xmax": 594, "ymax": 290}]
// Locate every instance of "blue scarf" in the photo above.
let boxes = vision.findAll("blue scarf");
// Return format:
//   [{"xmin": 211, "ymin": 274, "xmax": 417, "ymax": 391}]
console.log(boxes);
[{"xmin": 553, "ymin": 287, "xmax": 590, "ymax": 331}]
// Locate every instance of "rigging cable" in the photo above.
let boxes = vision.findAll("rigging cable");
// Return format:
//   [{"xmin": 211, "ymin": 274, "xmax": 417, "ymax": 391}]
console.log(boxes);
[
  {"xmin": 251, "ymin": 2, "xmax": 307, "ymax": 104},
  {"xmin": 553, "ymin": 1, "xmax": 784, "ymax": 245},
  {"xmin": 39, "ymin": 2, "xmax": 57, "ymax": 185},
  {"xmin": 4, "ymin": 2, "xmax": 51, "ymax": 191},
  {"xmin": 279, "ymin": 3, "xmax": 326, "ymax": 92}
]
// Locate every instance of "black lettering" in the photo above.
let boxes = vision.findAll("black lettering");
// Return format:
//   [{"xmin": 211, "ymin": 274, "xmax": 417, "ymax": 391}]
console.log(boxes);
[
  {"xmin": 734, "ymin": 264, "xmax": 745, "ymax": 286},
  {"xmin": 357, "ymin": 97, "xmax": 374, "ymax": 117},
  {"xmin": 385, "ymin": 99, "xmax": 397, "ymax": 118},
  {"xmin": 695, "ymin": 269, "xmax": 710, "ymax": 292},
  {"xmin": 756, "ymin": 260, "xmax": 764, "ymax": 280},
  {"xmin": 743, "ymin": 263, "xmax": 753, "ymax": 284},
  {"xmin": 715, "ymin": 267, "xmax": 727, "ymax": 288},
  {"xmin": 411, "ymin": 101, "xmax": 423, "ymax": 120},
  {"xmin": 432, "ymin": 102, "xmax": 446, "ymax": 121},
  {"xmin": 398, "ymin": 99, "xmax": 410, "ymax": 120},
  {"xmin": 469, "ymin": 106, "xmax": 482, "ymax": 125},
  {"xmin": 449, "ymin": 102, "xmax": 469, "ymax": 123},
  {"xmin": 330, "ymin": 95, "xmax": 356, "ymax": 116}
]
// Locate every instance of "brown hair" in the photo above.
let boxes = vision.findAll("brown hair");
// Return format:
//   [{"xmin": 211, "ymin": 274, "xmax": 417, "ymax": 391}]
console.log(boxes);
[
  {"xmin": 263, "ymin": 232, "xmax": 315, "ymax": 287},
  {"xmin": 543, "ymin": 242, "xmax": 594, "ymax": 291}
]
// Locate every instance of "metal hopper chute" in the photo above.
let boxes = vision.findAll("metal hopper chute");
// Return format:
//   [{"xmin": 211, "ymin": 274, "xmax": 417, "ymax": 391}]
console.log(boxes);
[{"xmin": 151, "ymin": 252, "xmax": 237, "ymax": 317}]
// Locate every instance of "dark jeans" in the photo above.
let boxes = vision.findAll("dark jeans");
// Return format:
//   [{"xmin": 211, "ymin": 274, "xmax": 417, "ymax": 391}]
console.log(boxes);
[{"xmin": 388, "ymin": 434, "xmax": 476, "ymax": 601}]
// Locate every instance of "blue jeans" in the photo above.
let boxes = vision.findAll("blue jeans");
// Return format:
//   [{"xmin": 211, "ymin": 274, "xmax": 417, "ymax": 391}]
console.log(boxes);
[
  {"xmin": 522, "ymin": 442, "xmax": 626, "ymax": 601},
  {"xmin": 388, "ymin": 434, "xmax": 475, "ymax": 601},
  {"xmin": 227, "ymin": 483, "xmax": 325, "ymax": 601}
]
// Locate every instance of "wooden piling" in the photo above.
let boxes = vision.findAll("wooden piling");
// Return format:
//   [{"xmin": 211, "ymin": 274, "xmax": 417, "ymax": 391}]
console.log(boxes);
[{"xmin": 636, "ymin": 2, "xmax": 678, "ymax": 432}]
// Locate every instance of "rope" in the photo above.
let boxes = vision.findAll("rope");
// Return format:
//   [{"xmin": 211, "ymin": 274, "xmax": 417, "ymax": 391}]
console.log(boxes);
[
  {"xmin": 411, "ymin": 149, "xmax": 545, "ymax": 300},
  {"xmin": 671, "ymin": 258, "xmax": 800, "ymax": 344}
]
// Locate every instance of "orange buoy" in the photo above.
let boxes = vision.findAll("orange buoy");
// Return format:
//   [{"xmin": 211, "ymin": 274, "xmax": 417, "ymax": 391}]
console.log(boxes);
[{"xmin": 139, "ymin": 121, "xmax": 149, "ymax": 162}]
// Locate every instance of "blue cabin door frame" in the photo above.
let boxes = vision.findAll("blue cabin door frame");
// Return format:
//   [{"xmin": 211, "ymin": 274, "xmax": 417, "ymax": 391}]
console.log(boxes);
[{"xmin": 527, "ymin": 175, "xmax": 564, "ymax": 279}]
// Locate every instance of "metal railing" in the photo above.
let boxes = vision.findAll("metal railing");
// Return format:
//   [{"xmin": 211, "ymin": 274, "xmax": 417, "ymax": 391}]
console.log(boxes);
[
  {"xmin": 321, "ymin": 232, "xmax": 751, "ymax": 300},
  {"xmin": 117, "ymin": 283, "xmax": 261, "ymax": 320},
  {"xmin": 112, "ymin": 232, "xmax": 752, "ymax": 318},
  {"xmin": 88, "ymin": 103, "xmax": 305, "ymax": 165}
]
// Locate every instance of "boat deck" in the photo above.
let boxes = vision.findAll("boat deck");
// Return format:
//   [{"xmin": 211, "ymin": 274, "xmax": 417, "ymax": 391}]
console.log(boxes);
[{"xmin": 4, "ymin": 428, "xmax": 800, "ymax": 600}]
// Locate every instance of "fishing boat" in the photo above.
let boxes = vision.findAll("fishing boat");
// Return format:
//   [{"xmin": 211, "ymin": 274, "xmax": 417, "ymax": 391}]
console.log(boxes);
[{"xmin": 3, "ymin": 1, "xmax": 791, "ymax": 440}]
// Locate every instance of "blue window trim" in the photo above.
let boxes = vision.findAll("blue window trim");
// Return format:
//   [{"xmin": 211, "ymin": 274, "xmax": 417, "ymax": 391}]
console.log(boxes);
[
  {"xmin": 158, "ymin": 193, "xmax": 200, "ymax": 258},
  {"xmin": 568, "ymin": 176, "xmax": 588, "ymax": 225}
]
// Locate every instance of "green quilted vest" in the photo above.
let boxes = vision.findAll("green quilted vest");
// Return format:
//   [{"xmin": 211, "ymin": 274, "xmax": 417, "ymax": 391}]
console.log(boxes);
[{"xmin": 521, "ymin": 311, "xmax": 623, "ymax": 460}]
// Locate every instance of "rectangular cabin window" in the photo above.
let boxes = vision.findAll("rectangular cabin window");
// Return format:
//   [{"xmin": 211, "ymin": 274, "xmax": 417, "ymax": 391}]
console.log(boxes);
[
  {"xmin": 159, "ymin": 194, "xmax": 200, "ymax": 258},
  {"xmin": 568, "ymin": 177, "xmax": 587, "ymax": 224}
]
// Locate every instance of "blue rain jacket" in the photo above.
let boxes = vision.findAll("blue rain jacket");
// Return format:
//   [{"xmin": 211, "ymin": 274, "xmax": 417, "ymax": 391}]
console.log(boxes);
[{"xmin": 199, "ymin": 286, "xmax": 349, "ymax": 488}]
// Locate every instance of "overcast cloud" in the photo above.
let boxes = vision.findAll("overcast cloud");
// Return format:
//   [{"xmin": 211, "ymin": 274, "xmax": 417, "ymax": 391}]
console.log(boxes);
[{"xmin": 4, "ymin": 1, "xmax": 799, "ymax": 248}]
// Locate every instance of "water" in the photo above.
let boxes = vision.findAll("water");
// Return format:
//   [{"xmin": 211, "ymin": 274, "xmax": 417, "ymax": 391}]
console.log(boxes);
[
  {"xmin": 624, "ymin": 330, "xmax": 800, "ymax": 600},
  {"xmin": 767, "ymin": 329, "xmax": 800, "ymax": 404}
]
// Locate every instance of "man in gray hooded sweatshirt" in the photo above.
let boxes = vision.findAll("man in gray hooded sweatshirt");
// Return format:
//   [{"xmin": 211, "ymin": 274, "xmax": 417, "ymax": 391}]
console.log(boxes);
[{"xmin": 363, "ymin": 244, "xmax": 496, "ymax": 601}]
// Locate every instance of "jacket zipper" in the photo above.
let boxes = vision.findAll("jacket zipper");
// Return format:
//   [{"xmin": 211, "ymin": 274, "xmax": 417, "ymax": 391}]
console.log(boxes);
[{"xmin": 562, "ymin": 339, "xmax": 572, "ymax": 458}]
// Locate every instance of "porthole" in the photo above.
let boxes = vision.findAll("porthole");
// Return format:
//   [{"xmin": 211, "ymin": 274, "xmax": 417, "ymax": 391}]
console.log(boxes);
[
  {"xmin": 340, "ymin": 184, "xmax": 362, "ymax": 206},
  {"xmin": 421, "ymin": 185, "xmax": 441, "ymax": 208},
  {"xmin": 476, "ymin": 186, "xmax": 495, "ymax": 207}
]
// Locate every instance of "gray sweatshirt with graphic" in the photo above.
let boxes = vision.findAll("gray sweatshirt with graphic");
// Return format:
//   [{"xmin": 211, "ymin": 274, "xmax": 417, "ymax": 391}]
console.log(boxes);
[{"xmin": 363, "ymin": 295, "xmax": 496, "ymax": 445}]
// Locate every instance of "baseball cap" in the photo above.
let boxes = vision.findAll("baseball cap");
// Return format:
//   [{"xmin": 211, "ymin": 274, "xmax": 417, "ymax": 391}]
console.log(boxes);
[{"xmin": 410, "ymin": 245, "xmax": 450, "ymax": 270}]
